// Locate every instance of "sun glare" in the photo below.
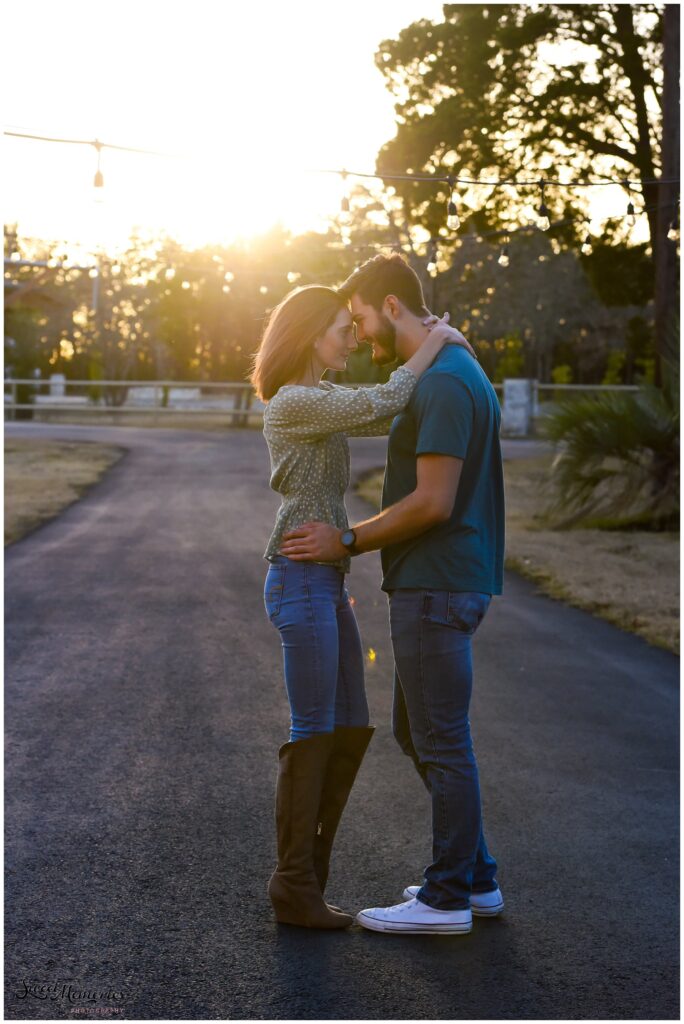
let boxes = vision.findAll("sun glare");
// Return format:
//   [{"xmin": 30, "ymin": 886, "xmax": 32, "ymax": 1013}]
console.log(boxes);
[{"xmin": 5, "ymin": 0, "xmax": 444, "ymax": 251}]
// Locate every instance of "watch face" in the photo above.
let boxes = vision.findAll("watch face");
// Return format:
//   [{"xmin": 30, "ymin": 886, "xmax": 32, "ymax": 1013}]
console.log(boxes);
[{"xmin": 341, "ymin": 530, "xmax": 356, "ymax": 548}]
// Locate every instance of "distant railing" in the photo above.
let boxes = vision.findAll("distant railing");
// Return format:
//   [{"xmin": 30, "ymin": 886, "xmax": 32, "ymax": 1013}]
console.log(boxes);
[
  {"xmin": 4, "ymin": 379, "xmax": 263, "ymax": 426},
  {"xmin": 4, "ymin": 376, "xmax": 642, "ymax": 434},
  {"xmin": 535, "ymin": 382, "xmax": 639, "ymax": 395},
  {"xmin": 533, "ymin": 382, "xmax": 639, "ymax": 418}
]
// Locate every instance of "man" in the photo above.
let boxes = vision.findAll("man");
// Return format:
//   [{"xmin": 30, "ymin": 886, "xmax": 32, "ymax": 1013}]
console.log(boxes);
[{"xmin": 279, "ymin": 253, "xmax": 505, "ymax": 935}]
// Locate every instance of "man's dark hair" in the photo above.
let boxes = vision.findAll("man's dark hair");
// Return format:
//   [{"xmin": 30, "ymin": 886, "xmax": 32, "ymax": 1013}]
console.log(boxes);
[{"xmin": 337, "ymin": 253, "xmax": 429, "ymax": 317}]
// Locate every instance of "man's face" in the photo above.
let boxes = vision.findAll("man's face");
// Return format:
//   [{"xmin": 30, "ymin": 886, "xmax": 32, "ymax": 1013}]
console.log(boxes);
[{"xmin": 350, "ymin": 295, "xmax": 397, "ymax": 365}]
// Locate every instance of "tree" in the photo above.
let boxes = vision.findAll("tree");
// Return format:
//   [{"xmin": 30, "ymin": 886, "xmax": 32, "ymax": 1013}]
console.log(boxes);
[{"xmin": 375, "ymin": 4, "xmax": 678, "ymax": 377}]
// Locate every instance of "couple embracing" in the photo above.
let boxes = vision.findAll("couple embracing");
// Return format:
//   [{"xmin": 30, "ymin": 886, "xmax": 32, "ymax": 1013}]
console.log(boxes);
[{"xmin": 250, "ymin": 253, "xmax": 505, "ymax": 935}]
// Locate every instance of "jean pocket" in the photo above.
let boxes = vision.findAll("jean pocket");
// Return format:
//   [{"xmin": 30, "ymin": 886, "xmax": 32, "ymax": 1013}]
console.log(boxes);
[
  {"xmin": 264, "ymin": 564, "xmax": 286, "ymax": 620},
  {"xmin": 446, "ymin": 592, "xmax": 491, "ymax": 634}
]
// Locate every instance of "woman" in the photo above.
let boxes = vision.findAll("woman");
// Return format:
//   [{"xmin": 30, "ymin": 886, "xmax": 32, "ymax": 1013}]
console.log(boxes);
[{"xmin": 250, "ymin": 285, "xmax": 470, "ymax": 929}]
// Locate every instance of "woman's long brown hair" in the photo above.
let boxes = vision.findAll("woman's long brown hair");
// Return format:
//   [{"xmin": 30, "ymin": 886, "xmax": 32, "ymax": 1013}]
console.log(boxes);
[{"xmin": 249, "ymin": 285, "xmax": 348, "ymax": 402}]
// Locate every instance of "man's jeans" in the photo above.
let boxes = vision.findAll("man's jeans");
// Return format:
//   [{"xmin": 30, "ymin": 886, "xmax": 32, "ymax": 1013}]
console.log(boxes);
[{"xmin": 389, "ymin": 588, "xmax": 498, "ymax": 910}]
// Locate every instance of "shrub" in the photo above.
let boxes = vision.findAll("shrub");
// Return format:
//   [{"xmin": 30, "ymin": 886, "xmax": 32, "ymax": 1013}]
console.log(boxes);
[
  {"xmin": 551, "ymin": 364, "xmax": 573, "ymax": 384},
  {"xmin": 543, "ymin": 382, "xmax": 679, "ymax": 528},
  {"xmin": 493, "ymin": 335, "xmax": 524, "ymax": 382},
  {"xmin": 602, "ymin": 351, "xmax": 626, "ymax": 385}
]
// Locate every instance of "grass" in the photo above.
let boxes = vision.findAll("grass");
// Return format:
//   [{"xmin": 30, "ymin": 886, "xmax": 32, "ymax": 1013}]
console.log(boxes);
[
  {"xmin": 5, "ymin": 438, "xmax": 125, "ymax": 545},
  {"xmin": 356, "ymin": 455, "xmax": 679, "ymax": 655}
]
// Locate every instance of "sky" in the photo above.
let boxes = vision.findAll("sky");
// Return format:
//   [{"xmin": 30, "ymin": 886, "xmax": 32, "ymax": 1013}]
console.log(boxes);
[{"xmin": 4, "ymin": 0, "xmax": 445, "ymax": 253}]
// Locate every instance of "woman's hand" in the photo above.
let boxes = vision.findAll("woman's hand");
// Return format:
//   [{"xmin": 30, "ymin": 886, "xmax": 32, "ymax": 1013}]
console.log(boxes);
[{"xmin": 422, "ymin": 312, "xmax": 478, "ymax": 360}]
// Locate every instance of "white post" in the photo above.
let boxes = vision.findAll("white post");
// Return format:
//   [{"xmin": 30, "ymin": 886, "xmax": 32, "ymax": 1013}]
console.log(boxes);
[
  {"xmin": 502, "ymin": 379, "xmax": 534, "ymax": 437},
  {"xmin": 50, "ymin": 374, "xmax": 66, "ymax": 397}
]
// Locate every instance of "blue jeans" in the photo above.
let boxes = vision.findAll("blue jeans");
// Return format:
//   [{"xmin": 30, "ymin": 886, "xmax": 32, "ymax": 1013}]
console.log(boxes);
[
  {"xmin": 264, "ymin": 556, "xmax": 370, "ymax": 742},
  {"xmin": 389, "ymin": 588, "xmax": 498, "ymax": 910}
]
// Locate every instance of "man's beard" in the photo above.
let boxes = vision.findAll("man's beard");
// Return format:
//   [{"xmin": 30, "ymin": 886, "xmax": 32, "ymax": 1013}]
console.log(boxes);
[{"xmin": 369, "ymin": 315, "xmax": 397, "ymax": 365}]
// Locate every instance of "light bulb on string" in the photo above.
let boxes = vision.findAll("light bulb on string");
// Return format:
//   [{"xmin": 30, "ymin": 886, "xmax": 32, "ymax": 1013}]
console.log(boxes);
[
  {"xmin": 93, "ymin": 140, "xmax": 105, "ymax": 203},
  {"xmin": 536, "ymin": 179, "xmax": 550, "ymax": 231},
  {"xmin": 340, "ymin": 169, "xmax": 351, "ymax": 225},
  {"xmin": 622, "ymin": 179, "xmax": 637, "ymax": 227},
  {"xmin": 626, "ymin": 200, "xmax": 636, "ymax": 227},
  {"xmin": 667, "ymin": 213, "xmax": 679, "ymax": 243},
  {"xmin": 581, "ymin": 224, "xmax": 593, "ymax": 255},
  {"xmin": 426, "ymin": 241, "xmax": 438, "ymax": 278},
  {"xmin": 497, "ymin": 245, "xmax": 509, "ymax": 268},
  {"xmin": 446, "ymin": 177, "xmax": 460, "ymax": 231}
]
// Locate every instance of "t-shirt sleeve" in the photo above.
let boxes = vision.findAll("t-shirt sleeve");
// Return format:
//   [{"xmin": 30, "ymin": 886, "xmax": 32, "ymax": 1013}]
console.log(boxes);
[
  {"xmin": 413, "ymin": 372, "xmax": 474, "ymax": 459},
  {"xmin": 266, "ymin": 365, "xmax": 416, "ymax": 441}
]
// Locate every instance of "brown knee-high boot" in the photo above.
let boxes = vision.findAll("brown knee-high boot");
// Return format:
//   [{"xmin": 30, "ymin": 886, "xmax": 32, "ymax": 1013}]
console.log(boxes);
[
  {"xmin": 268, "ymin": 733, "xmax": 353, "ymax": 928},
  {"xmin": 313, "ymin": 726, "xmax": 375, "ymax": 895}
]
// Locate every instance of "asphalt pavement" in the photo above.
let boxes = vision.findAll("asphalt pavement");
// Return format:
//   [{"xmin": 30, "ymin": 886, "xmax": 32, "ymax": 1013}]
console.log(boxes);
[{"xmin": 4, "ymin": 423, "xmax": 679, "ymax": 1020}]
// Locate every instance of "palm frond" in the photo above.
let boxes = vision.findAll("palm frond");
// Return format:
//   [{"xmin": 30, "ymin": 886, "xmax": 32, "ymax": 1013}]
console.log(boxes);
[{"xmin": 542, "ymin": 385, "xmax": 679, "ymax": 527}]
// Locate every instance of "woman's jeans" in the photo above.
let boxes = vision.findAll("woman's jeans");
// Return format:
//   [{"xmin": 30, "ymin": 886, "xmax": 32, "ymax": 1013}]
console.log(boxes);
[
  {"xmin": 264, "ymin": 556, "xmax": 369, "ymax": 742},
  {"xmin": 389, "ymin": 588, "xmax": 498, "ymax": 911}
]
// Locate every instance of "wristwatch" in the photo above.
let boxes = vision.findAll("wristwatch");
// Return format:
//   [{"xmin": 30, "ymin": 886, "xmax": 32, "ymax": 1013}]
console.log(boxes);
[{"xmin": 340, "ymin": 528, "xmax": 360, "ymax": 555}]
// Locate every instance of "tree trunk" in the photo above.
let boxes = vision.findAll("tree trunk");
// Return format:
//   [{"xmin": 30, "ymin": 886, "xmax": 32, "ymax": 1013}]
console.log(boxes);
[{"xmin": 654, "ymin": 4, "xmax": 680, "ymax": 387}]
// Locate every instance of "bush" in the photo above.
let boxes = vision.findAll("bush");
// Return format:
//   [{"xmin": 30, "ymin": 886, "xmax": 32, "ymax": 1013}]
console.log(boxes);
[
  {"xmin": 602, "ymin": 351, "xmax": 626, "ymax": 385},
  {"xmin": 543, "ymin": 382, "xmax": 679, "ymax": 528},
  {"xmin": 493, "ymin": 335, "xmax": 524, "ymax": 382},
  {"xmin": 551, "ymin": 364, "xmax": 573, "ymax": 384}
]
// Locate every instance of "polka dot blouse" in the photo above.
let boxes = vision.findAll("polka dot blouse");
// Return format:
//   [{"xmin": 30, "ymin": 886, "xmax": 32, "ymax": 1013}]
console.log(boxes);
[{"xmin": 262, "ymin": 364, "xmax": 417, "ymax": 573}]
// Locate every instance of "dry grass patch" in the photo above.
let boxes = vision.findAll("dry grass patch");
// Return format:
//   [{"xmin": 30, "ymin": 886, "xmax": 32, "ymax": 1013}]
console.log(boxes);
[
  {"xmin": 356, "ymin": 456, "xmax": 679, "ymax": 654},
  {"xmin": 5, "ymin": 438, "xmax": 125, "ymax": 545}
]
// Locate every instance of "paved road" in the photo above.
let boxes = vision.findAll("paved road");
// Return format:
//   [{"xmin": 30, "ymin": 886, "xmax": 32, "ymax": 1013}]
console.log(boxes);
[{"xmin": 5, "ymin": 423, "xmax": 679, "ymax": 1020}]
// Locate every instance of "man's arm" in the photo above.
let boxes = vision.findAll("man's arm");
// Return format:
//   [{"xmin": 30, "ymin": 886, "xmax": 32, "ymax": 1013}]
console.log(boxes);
[
  {"xmin": 353, "ymin": 453, "xmax": 463, "ymax": 551},
  {"xmin": 278, "ymin": 454, "xmax": 463, "ymax": 561}
]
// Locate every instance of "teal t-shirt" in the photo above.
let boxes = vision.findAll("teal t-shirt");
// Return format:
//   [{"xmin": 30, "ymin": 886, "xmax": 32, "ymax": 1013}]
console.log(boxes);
[{"xmin": 380, "ymin": 346, "xmax": 505, "ymax": 594}]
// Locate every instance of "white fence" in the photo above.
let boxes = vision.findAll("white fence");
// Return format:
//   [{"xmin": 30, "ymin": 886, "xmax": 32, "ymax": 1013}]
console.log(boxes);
[
  {"xmin": 4, "ymin": 378, "xmax": 265, "ymax": 427},
  {"xmin": 4, "ymin": 376, "xmax": 641, "ymax": 435}
]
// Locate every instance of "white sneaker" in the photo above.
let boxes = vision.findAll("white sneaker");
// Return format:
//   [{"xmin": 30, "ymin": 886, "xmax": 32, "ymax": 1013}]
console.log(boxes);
[
  {"xmin": 356, "ymin": 897, "xmax": 472, "ymax": 934},
  {"xmin": 402, "ymin": 885, "xmax": 504, "ymax": 917}
]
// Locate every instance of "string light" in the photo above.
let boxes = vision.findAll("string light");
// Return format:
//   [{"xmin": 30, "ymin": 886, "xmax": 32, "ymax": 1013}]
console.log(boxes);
[
  {"xmin": 667, "ymin": 213, "xmax": 679, "ymax": 243},
  {"xmin": 340, "ymin": 169, "xmax": 351, "ymax": 226},
  {"xmin": 446, "ymin": 176, "xmax": 460, "ymax": 231},
  {"xmin": 623, "ymin": 180, "xmax": 637, "ymax": 227},
  {"xmin": 92, "ymin": 142, "xmax": 104, "ymax": 201},
  {"xmin": 581, "ymin": 223, "xmax": 593, "ymax": 255},
  {"xmin": 536, "ymin": 179, "xmax": 551, "ymax": 231},
  {"xmin": 426, "ymin": 240, "xmax": 438, "ymax": 277},
  {"xmin": 497, "ymin": 244, "xmax": 510, "ymax": 267}
]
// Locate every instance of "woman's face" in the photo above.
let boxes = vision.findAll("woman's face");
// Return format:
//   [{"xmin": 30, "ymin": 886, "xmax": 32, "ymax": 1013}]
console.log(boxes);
[{"xmin": 314, "ymin": 307, "xmax": 358, "ymax": 373}]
